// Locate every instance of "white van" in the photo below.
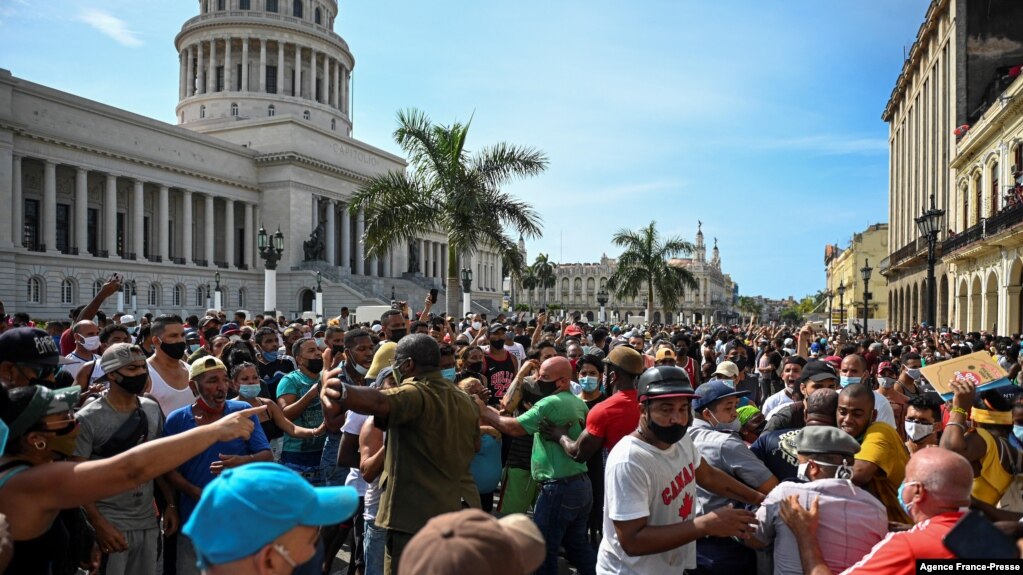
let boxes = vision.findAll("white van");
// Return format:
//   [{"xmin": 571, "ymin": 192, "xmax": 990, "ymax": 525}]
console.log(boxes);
[{"xmin": 354, "ymin": 305, "xmax": 394, "ymax": 325}]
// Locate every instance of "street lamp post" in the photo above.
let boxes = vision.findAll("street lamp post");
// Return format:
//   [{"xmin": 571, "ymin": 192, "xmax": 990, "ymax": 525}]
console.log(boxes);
[
  {"xmin": 129, "ymin": 280, "xmax": 137, "ymax": 315},
  {"xmin": 314, "ymin": 271, "xmax": 323, "ymax": 319},
  {"xmin": 213, "ymin": 271, "xmax": 222, "ymax": 311},
  {"xmin": 860, "ymin": 259, "xmax": 873, "ymax": 334},
  {"xmin": 257, "ymin": 225, "xmax": 285, "ymax": 315},
  {"xmin": 837, "ymin": 280, "xmax": 846, "ymax": 329},
  {"xmin": 205, "ymin": 282, "xmax": 212, "ymax": 310},
  {"xmin": 461, "ymin": 268, "xmax": 473, "ymax": 317},
  {"xmin": 826, "ymin": 290, "xmax": 834, "ymax": 333},
  {"xmin": 915, "ymin": 193, "xmax": 945, "ymax": 327},
  {"xmin": 596, "ymin": 289, "xmax": 609, "ymax": 323},
  {"xmin": 642, "ymin": 298, "xmax": 648, "ymax": 325},
  {"xmin": 117, "ymin": 281, "xmax": 125, "ymax": 313}
]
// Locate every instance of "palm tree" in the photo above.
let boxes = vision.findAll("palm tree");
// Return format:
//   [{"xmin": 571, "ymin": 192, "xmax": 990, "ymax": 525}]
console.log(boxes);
[
  {"xmin": 530, "ymin": 253, "xmax": 557, "ymax": 308},
  {"xmin": 606, "ymin": 221, "xmax": 698, "ymax": 323},
  {"xmin": 736, "ymin": 296, "xmax": 762, "ymax": 322},
  {"xmin": 519, "ymin": 267, "xmax": 538, "ymax": 310},
  {"xmin": 349, "ymin": 108, "xmax": 547, "ymax": 314}
]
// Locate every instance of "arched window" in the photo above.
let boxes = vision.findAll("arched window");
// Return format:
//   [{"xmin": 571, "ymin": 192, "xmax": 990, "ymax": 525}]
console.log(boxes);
[
  {"xmin": 174, "ymin": 284, "xmax": 185, "ymax": 307},
  {"xmin": 196, "ymin": 286, "xmax": 206, "ymax": 307},
  {"xmin": 93, "ymin": 279, "xmax": 104, "ymax": 297},
  {"xmin": 61, "ymin": 278, "xmax": 75, "ymax": 305},
  {"xmin": 148, "ymin": 283, "xmax": 161, "ymax": 306},
  {"xmin": 27, "ymin": 276, "xmax": 43, "ymax": 304},
  {"xmin": 200, "ymin": 105, "xmax": 206, "ymax": 119},
  {"xmin": 991, "ymin": 161, "xmax": 1000, "ymax": 215},
  {"xmin": 303, "ymin": 110, "xmax": 310, "ymax": 120},
  {"xmin": 330, "ymin": 118, "xmax": 336, "ymax": 131},
  {"xmin": 293, "ymin": 0, "xmax": 303, "ymax": 18},
  {"xmin": 573, "ymin": 278, "xmax": 582, "ymax": 292},
  {"xmin": 217, "ymin": 0, "xmax": 225, "ymax": 10},
  {"xmin": 267, "ymin": 105, "xmax": 276, "ymax": 117},
  {"xmin": 239, "ymin": 0, "xmax": 250, "ymax": 9},
  {"xmin": 266, "ymin": 0, "xmax": 278, "ymax": 12},
  {"xmin": 231, "ymin": 103, "xmax": 239, "ymax": 117},
  {"xmin": 238, "ymin": 288, "xmax": 247, "ymax": 308},
  {"xmin": 314, "ymin": 7, "xmax": 321, "ymax": 24}
]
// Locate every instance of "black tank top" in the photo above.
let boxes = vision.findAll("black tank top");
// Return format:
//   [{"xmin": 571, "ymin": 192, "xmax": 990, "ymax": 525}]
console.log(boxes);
[
  {"xmin": 0, "ymin": 460, "xmax": 71, "ymax": 575},
  {"xmin": 483, "ymin": 351, "xmax": 516, "ymax": 406},
  {"xmin": 261, "ymin": 415, "xmax": 284, "ymax": 441}
]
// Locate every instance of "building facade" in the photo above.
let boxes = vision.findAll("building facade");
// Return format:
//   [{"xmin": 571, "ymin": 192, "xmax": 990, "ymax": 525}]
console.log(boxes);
[
  {"xmin": 517, "ymin": 224, "xmax": 736, "ymax": 325},
  {"xmin": 825, "ymin": 223, "xmax": 889, "ymax": 329},
  {"xmin": 0, "ymin": 0, "xmax": 505, "ymax": 320}
]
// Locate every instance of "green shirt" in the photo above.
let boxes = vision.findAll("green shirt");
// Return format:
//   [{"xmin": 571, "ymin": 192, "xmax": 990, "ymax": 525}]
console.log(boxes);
[
  {"xmin": 517, "ymin": 390, "xmax": 589, "ymax": 482},
  {"xmin": 276, "ymin": 370, "xmax": 325, "ymax": 454},
  {"xmin": 375, "ymin": 371, "xmax": 481, "ymax": 534}
]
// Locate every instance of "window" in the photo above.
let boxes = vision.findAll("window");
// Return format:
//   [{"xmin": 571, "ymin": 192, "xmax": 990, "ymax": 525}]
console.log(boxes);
[
  {"xmin": 331, "ymin": 118, "xmax": 336, "ymax": 131},
  {"xmin": 266, "ymin": 65, "xmax": 277, "ymax": 93},
  {"xmin": 240, "ymin": 0, "xmax": 250, "ymax": 8},
  {"xmin": 266, "ymin": 0, "xmax": 277, "ymax": 12},
  {"xmin": 196, "ymin": 286, "xmax": 206, "ymax": 307},
  {"xmin": 87, "ymin": 208, "xmax": 99, "ymax": 255},
  {"xmin": 293, "ymin": 0, "xmax": 303, "ymax": 18},
  {"xmin": 267, "ymin": 104, "xmax": 276, "ymax": 117},
  {"xmin": 303, "ymin": 110, "xmax": 310, "ymax": 120},
  {"xmin": 116, "ymin": 212, "xmax": 126, "ymax": 257},
  {"xmin": 27, "ymin": 277, "xmax": 42, "ymax": 304},
  {"xmin": 56, "ymin": 203, "xmax": 70, "ymax": 253},
  {"xmin": 61, "ymin": 278, "xmax": 75, "ymax": 305},
  {"xmin": 23, "ymin": 198, "xmax": 39, "ymax": 250},
  {"xmin": 315, "ymin": 7, "xmax": 321, "ymax": 24},
  {"xmin": 143, "ymin": 216, "xmax": 151, "ymax": 259},
  {"xmin": 231, "ymin": 103, "xmax": 239, "ymax": 117},
  {"xmin": 216, "ymin": 66, "xmax": 224, "ymax": 92},
  {"xmin": 991, "ymin": 162, "xmax": 1000, "ymax": 215},
  {"xmin": 149, "ymin": 283, "xmax": 160, "ymax": 306},
  {"xmin": 174, "ymin": 284, "xmax": 184, "ymax": 307},
  {"xmin": 238, "ymin": 288, "xmax": 246, "ymax": 308},
  {"xmin": 217, "ymin": 0, "xmax": 225, "ymax": 9},
  {"xmin": 236, "ymin": 64, "xmax": 243, "ymax": 90},
  {"xmin": 93, "ymin": 280, "xmax": 104, "ymax": 297}
]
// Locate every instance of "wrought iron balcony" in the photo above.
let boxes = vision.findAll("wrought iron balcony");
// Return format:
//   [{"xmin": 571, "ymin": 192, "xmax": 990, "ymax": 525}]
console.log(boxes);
[{"xmin": 942, "ymin": 202, "xmax": 1023, "ymax": 255}]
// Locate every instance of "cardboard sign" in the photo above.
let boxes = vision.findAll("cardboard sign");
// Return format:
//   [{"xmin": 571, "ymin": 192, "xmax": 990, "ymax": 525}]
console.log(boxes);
[{"xmin": 919, "ymin": 351, "xmax": 1014, "ymax": 400}]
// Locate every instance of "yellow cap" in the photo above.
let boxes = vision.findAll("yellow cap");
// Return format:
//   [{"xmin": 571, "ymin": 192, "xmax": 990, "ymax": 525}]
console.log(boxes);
[
  {"xmin": 366, "ymin": 341, "xmax": 397, "ymax": 380},
  {"xmin": 189, "ymin": 356, "xmax": 227, "ymax": 380}
]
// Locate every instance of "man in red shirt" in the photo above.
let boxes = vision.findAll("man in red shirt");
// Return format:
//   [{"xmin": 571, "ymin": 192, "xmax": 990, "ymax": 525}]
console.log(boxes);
[
  {"xmin": 540, "ymin": 345, "xmax": 646, "ymax": 461},
  {"xmin": 778, "ymin": 446, "xmax": 972, "ymax": 575}
]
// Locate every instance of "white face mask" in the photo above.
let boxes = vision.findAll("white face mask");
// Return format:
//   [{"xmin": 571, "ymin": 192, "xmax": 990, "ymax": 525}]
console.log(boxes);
[
  {"xmin": 472, "ymin": 321, "xmax": 482, "ymax": 330},
  {"xmin": 353, "ymin": 362, "xmax": 368, "ymax": 376},
  {"xmin": 877, "ymin": 376, "xmax": 896, "ymax": 389},
  {"xmin": 905, "ymin": 421, "xmax": 934, "ymax": 442},
  {"xmin": 80, "ymin": 335, "xmax": 101, "ymax": 351}
]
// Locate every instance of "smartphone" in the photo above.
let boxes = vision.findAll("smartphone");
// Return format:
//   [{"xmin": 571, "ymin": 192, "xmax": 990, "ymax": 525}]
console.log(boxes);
[
  {"xmin": 429, "ymin": 288, "xmax": 438, "ymax": 304},
  {"xmin": 943, "ymin": 509, "xmax": 1018, "ymax": 559}
]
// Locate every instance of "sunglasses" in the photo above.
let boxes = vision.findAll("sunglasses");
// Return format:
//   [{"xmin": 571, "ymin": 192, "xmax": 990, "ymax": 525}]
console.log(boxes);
[
  {"xmin": 34, "ymin": 414, "xmax": 78, "ymax": 435},
  {"xmin": 18, "ymin": 363, "xmax": 60, "ymax": 380}
]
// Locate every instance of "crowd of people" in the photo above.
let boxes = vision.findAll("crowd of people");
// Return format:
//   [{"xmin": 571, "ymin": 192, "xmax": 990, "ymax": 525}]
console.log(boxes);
[{"xmin": 2, "ymin": 276, "xmax": 1023, "ymax": 574}]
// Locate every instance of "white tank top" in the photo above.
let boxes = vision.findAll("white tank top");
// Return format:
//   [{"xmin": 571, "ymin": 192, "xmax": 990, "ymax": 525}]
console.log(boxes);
[{"xmin": 148, "ymin": 358, "xmax": 194, "ymax": 417}]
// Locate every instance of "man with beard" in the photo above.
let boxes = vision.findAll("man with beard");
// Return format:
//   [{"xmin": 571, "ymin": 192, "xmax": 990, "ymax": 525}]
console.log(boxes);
[
  {"xmin": 482, "ymin": 322, "xmax": 519, "ymax": 406},
  {"xmin": 765, "ymin": 361, "xmax": 839, "ymax": 432},
  {"xmin": 597, "ymin": 366, "xmax": 762, "ymax": 574},
  {"xmin": 762, "ymin": 356, "xmax": 806, "ymax": 417},
  {"xmin": 380, "ymin": 310, "xmax": 408, "ymax": 344},
  {"xmin": 73, "ymin": 343, "xmax": 171, "ymax": 573},
  {"xmin": 147, "ymin": 315, "xmax": 194, "ymax": 418}
]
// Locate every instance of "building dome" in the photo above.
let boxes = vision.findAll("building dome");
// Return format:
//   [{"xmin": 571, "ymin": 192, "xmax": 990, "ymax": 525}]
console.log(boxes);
[{"xmin": 175, "ymin": 0, "xmax": 352, "ymax": 135}]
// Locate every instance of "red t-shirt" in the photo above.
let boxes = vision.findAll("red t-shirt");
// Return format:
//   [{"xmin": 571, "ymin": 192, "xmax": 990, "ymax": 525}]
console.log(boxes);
[
  {"xmin": 59, "ymin": 328, "xmax": 76, "ymax": 355},
  {"xmin": 839, "ymin": 511, "xmax": 963, "ymax": 575},
  {"xmin": 585, "ymin": 389, "xmax": 640, "ymax": 452}
]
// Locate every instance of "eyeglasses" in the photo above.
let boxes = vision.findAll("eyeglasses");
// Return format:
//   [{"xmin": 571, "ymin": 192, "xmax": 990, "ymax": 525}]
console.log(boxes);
[{"xmin": 18, "ymin": 363, "xmax": 60, "ymax": 381}]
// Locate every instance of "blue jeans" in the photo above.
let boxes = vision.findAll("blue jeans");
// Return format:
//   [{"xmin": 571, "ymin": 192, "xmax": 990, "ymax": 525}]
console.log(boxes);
[
  {"xmin": 319, "ymin": 431, "xmax": 349, "ymax": 486},
  {"xmin": 532, "ymin": 474, "xmax": 596, "ymax": 575},
  {"xmin": 363, "ymin": 517, "xmax": 386, "ymax": 575}
]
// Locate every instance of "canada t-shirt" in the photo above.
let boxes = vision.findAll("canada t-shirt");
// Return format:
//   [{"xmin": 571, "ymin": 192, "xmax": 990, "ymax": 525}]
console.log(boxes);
[{"xmin": 597, "ymin": 434, "xmax": 701, "ymax": 574}]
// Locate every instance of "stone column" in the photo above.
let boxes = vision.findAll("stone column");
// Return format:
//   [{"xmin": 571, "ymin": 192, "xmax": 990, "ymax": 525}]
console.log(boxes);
[
  {"xmin": 321, "ymin": 52, "xmax": 328, "ymax": 104},
  {"xmin": 242, "ymin": 36, "xmax": 250, "ymax": 92},
  {"xmin": 104, "ymin": 174, "xmax": 117, "ymax": 256},
  {"xmin": 224, "ymin": 36, "xmax": 233, "ymax": 92},
  {"xmin": 340, "ymin": 204, "xmax": 351, "ymax": 273},
  {"xmin": 182, "ymin": 190, "xmax": 193, "ymax": 263},
  {"xmin": 208, "ymin": 37, "xmax": 217, "ymax": 93},
  {"xmin": 132, "ymin": 180, "xmax": 144, "ymax": 259},
  {"xmin": 75, "ymin": 167, "xmax": 88, "ymax": 255},
  {"xmin": 276, "ymin": 41, "xmax": 284, "ymax": 95},
  {"xmin": 417, "ymin": 239, "xmax": 425, "ymax": 276},
  {"xmin": 441, "ymin": 244, "xmax": 447, "ymax": 285},
  {"xmin": 382, "ymin": 248, "xmax": 392, "ymax": 278},
  {"xmin": 225, "ymin": 198, "xmax": 235, "ymax": 268},
  {"xmin": 433, "ymin": 242, "xmax": 442, "ymax": 279},
  {"xmin": 355, "ymin": 208, "xmax": 365, "ymax": 275},
  {"xmin": 310, "ymin": 50, "xmax": 318, "ymax": 102},
  {"xmin": 11, "ymin": 155, "xmax": 21, "ymax": 246},
  {"xmin": 204, "ymin": 194, "xmax": 215, "ymax": 266},
  {"xmin": 329, "ymin": 59, "xmax": 336, "ymax": 107},
  {"xmin": 179, "ymin": 50, "xmax": 187, "ymax": 100},
  {"xmin": 325, "ymin": 199, "xmax": 336, "ymax": 265},
  {"xmin": 244, "ymin": 202, "xmax": 254, "ymax": 269},
  {"xmin": 43, "ymin": 160, "xmax": 56, "ymax": 252},
  {"xmin": 369, "ymin": 254, "xmax": 378, "ymax": 278},
  {"xmin": 186, "ymin": 45, "xmax": 195, "ymax": 97},
  {"xmin": 158, "ymin": 185, "xmax": 169, "ymax": 262},
  {"xmin": 196, "ymin": 41, "xmax": 205, "ymax": 95},
  {"xmin": 342, "ymin": 67, "xmax": 349, "ymax": 115},
  {"xmin": 294, "ymin": 44, "xmax": 302, "ymax": 98}
]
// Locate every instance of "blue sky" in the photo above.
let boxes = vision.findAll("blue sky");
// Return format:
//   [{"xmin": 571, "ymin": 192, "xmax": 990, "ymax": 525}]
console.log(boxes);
[{"xmin": 0, "ymin": 0, "xmax": 929, "ymax": 298}]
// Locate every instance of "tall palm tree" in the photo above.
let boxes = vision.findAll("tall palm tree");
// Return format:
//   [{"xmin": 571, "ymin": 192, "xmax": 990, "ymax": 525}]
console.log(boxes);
[
  {"xmin": 530, "ymin": 253, "xmax": 557, "ymax": 308},
  {"xmin": 736, "ymin": 296, "xmax": 762, "ymax": 322},
  {"xmin": 349, "ymin": 108, "xmax": 547, "ymax": 314},
  {"xmin": 607, "ymin": 221, "xmax": 698, "ymax": 322}
]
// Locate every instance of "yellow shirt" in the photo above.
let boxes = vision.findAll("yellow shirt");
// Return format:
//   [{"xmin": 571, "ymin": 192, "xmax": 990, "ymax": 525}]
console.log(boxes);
[
  {"xmin": 855, "ymin": 421, "xmax": 911, "ymax": 523},
  {"xmin": 972, "ymin": 428, "xmax": 1014, "ymax": 505}
]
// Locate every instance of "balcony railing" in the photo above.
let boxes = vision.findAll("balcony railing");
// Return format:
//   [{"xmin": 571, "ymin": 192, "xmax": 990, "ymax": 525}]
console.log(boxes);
[
  {"xmin": 942, "ymin": 202, "xmax": 1023, "ymax": 255},
  {"xmin": 887, "ymin": 238, "xmax": 921, "ymax": 267},
  {"xmin": 171, "ymin": 256, "xmax": 185, "ymax": 265},
  {"xmin": 215, "ymin": 260, "xmax": 229, "ymax": 269}
]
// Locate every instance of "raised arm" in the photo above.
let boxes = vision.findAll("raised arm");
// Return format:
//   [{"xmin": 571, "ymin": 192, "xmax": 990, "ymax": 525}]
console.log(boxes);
[
  {"xmin": 319, "ymin": 357, "xmax": 391, "ymax": 422},
  {"xmin": 76, "ymin": 274, "xmax": 122, "ymax": 322}
]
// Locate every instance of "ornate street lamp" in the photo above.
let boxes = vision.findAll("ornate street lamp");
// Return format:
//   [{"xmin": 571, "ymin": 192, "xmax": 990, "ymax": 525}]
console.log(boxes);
[
  {"xmin": 258, "ymin": 224, "xmax": 285, "ymax": 315},
  {"xmin": 314, "ymin": 271, "xmax": 323, "ymax": 318},
  {"xmin": 837, "ymin": 281, "xmax": 846, "ymax": 329},
  {"xmin": 860, "ymin": 259, "xmax": 873, "ymax": 334},
  {"xmin": 825, "ymin": 289, "xmax": 834, "ymax": 332},
  {"xmin": 461, "ymin": 268, "xmax": 473, "ymax": 317},
  {"xmin": 915, "ymin": 193, "xmax": 945, "ymax": 327},
  {"xmin": 213, "ymin": 271, "xmax": 222, "ymax": 311},
  {"xmin": 596, "ymin": 289, "xmax": 609, "ymax": 323}
]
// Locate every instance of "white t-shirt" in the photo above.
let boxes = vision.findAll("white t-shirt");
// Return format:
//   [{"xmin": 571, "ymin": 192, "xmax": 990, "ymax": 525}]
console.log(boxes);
[
  {"xmin": 506, "ymin": 341, "xmax": 526, "ymax": 361},
  {"xmin": 63, "ymin": 351, "xmax": 99, "ymax": 379},
  {"xmin": 343, "ymin": 411, "xmax": 370, "ymax": 495},
  {"xmin": 871, "ymin": 390, "xmax": 897, "ymax": 429},
  {"xmin": 597, "ymin": 434, "xmax": 702, "ymax": 574},
  {"xmin": 762, "ymin": 388, "xmax": 795, "ymax": 418}
]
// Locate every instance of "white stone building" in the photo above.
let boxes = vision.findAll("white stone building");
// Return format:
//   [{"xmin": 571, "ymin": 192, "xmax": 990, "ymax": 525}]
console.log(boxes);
[{"xmin": 0, "ymin": 0, "xmax": 504, "ymax": 320}]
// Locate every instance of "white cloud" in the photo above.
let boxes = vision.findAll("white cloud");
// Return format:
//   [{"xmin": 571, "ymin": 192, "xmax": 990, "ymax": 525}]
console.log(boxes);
[{"xmin": 78, "ymin": 9, "xmax": 142, "ymax": 47}]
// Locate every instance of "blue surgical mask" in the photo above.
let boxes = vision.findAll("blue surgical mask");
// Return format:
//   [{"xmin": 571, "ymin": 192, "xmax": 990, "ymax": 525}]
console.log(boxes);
[
  {"xmin": 579, "ymin": 376, "xmax": 599, "ymax": 393},
  {"xmin": 840, "ymin": 375, "xmax": 861, "ymax": 387},
  {"xmin": 709, "ymin": 412, "xmax": 741, "ymax": 433},
  {"xmin": 188, "ymin": 343, "xmax": 201, "ymax": 353},
  {"xmin": 262, "ymin": 350, "xmax": 279, "ymax": 362},
  {"xmin": 906, "ymin": 368, "xmax": 922, "ymax": 381},
  {"xmin": 440, "ymin": 367, "xmax": 457, "ymax": 381},
  {"xmin": 238, "ymin": 384, "xmax": 261, "ymax": 398},
  {"xmin": 315, "ymin": 338, "xmax": 325, "ymax": 348},
  {"xmin": 1014, "ymin": 425, "xmax": 1023, "ymax": 444},
  {"xmin": 898, "ymin": 480, "xmax": 920, "ymax": 515}
]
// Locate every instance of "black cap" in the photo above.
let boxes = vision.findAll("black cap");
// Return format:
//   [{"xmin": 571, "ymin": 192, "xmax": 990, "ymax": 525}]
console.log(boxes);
[
  {"xmin": 488, "ymin": 322, "xmax": 507, "ymax": 333},
  {"xmin": 0, "ymin": 327, "xmax": 73, "ymax": 366},
  {"xmin": 637, "ymin": 366, "xmax": 699, "ymax": 402},
  {"xmin": 801, "ymin": 360, "xmax": 838, "ymax": 383}
]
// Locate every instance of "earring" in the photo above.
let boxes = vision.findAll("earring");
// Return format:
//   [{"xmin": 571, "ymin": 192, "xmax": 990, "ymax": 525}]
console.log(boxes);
[{"xmin": 34, "ymin": 439, "xmax": 47, "ymax": 451}]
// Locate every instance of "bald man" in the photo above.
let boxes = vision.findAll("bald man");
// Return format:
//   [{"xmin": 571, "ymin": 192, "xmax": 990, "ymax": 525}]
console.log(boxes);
[
  {"xmin": 64, "ymin": 319, "xmax": 102, "ymax": 379},
  {"xmin": 837, "ymin": 354, "xmax": 897, "ymax": 429},
  {"xmin": 478, "ymin": 356, "xmax": 596, "ymax": 575},
  {"xmin": 778, "ymin": 447, "xmax": 972, "ymax": 575}
]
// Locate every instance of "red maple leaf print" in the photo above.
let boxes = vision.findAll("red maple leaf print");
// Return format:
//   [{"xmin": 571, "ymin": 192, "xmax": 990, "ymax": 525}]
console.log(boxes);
[{"xmin": 679, "ymin": 492, "xmax": 694, "ymax": 520}]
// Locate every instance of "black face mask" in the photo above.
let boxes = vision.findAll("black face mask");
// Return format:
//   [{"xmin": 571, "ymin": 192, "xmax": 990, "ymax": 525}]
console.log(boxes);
[
  {"xmin": 646, "ymin": 414, "xmax": 688, "ymax": 444},
  {"xmin": 115, "ymin": 372, "xmax": 149, "ymax": 395},
  {"xmin": 160, "ymin": 340, "xmax": 188, "ymax": 360},
  {"xmin": 203, "ymin": 328, "xmax": 219, "ymax": 343},
  {"xmin": 489, "ymin": 339, "xmax": 505, "ymax": 350},
  {"xmin": 467, "ymin": 361, "xmax": 484, "ymax": 374},
  {"xmin": 389, "ymin": 329, "xmax": 407, "ymax": 343},
  {"xmin": 732, "ymin": 356, "xmax": 748, "ymax": 372},
  {"xmin": 305, "ymin": 358, "xmax": 324, "ymax": 373},
  {"xmin": 537, "ymin": 378, "xmax": 559, "ymax": 397},
  {"xmin": 331, "ymin": 345, "xmax": 345, "ymax": 356}
]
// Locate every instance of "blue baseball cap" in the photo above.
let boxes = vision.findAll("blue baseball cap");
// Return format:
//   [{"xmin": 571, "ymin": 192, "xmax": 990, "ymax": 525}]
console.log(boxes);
[
  {"xmin": 183, "ymin": 463, "xmax": 359, "ymax": 567},
  {"xmin": 692, "ymin": 380, "xmax": 750, "ymax": 412}
]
